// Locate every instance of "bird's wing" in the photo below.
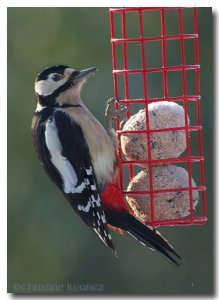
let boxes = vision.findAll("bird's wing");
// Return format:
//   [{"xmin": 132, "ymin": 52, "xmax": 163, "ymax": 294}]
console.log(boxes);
[{"xmin": 44, "ymin": 109, "xmax": 117, "ymax": 257}]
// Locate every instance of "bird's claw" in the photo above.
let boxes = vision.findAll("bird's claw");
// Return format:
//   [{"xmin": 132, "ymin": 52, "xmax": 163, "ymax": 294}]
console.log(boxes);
[{"xmin": 105, "ymin": 97, "xmax": 128, "ymax": 131}]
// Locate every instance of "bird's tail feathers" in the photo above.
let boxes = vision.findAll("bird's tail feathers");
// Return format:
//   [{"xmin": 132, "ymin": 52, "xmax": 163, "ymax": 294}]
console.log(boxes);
[
  {"xmin": 122, "ymin": 213, "xmax": 183, "ymax": 266},
  {"xmin": 93, "ymin": 228, "xmax": 118, "ymax": 258}
]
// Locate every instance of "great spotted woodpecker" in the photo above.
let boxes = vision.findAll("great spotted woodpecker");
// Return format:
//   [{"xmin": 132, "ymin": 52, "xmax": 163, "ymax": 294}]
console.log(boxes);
[{"xmin": 32, "ymin": 65, "xmax": 183, "ymax": 265}]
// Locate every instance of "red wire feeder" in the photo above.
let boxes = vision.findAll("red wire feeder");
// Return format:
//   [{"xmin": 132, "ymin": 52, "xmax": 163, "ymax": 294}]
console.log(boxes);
[{"xmin": 109, "ymin": 7, "xmax": 207, "ymax": 227}]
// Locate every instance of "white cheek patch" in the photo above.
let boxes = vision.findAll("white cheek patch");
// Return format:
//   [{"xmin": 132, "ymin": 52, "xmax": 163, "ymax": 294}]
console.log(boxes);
[
  {"xmin": 35, "ymin": 77, "xmax": 67, "ymax": 96},
  {"xmin": 45, "ymin": 118, "xmax": 87, "ymax": 194}
]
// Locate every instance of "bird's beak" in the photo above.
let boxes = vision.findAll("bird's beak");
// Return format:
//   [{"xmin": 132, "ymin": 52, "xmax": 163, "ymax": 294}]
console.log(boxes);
[{"xmin": 73, "ymin": 67, "xmax": 98, "ymax": 80}]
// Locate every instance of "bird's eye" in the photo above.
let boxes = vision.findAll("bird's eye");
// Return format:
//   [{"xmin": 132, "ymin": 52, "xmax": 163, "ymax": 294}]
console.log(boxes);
[{"xmin": 51, "ymin": 74, "xmax": 63, "ymax": 81}]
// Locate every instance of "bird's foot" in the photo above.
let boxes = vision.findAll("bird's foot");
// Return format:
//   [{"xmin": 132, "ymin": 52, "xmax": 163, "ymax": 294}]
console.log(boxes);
[{"xmin": 105, "ymin": 97, "xmax": 128, "ymax": 131}]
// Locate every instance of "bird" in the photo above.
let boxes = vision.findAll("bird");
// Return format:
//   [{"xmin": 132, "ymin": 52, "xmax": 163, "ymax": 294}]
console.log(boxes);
[{"xmin": 31, "ymin": 64, "xmax": 183, "ymax": 266}]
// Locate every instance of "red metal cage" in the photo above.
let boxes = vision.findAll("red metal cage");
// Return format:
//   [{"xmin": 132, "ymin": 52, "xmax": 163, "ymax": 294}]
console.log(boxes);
[{"xmin": 109, "ymin": 7, "xmax": 207, "ymax": 227}]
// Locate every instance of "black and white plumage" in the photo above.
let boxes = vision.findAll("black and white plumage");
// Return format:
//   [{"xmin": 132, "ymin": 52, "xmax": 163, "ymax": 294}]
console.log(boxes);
[
  {"xmin": 32, "ymin": 65, "xmax": 183, "ymax": 265},
  {"xmin": 32, "ymin": 65, "xmax": 117, "ymax": 256}
]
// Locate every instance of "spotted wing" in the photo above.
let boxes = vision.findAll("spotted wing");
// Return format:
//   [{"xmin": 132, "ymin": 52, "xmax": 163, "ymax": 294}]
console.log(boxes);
[{"xmin": 45, "ymin": 110, "xmax": 117, "ymax": 257}]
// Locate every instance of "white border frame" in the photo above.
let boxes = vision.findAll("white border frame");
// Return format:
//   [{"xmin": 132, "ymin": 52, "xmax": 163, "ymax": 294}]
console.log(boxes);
[{"xmin": 1, "ymin": 1, "xmax": 217, "ymax": 299}]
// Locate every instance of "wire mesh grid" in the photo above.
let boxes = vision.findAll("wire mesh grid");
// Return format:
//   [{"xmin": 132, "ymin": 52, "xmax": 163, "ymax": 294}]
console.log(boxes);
[{"xmin": 109, "ymin": 7, "xmax": 207, "ymax": 227}]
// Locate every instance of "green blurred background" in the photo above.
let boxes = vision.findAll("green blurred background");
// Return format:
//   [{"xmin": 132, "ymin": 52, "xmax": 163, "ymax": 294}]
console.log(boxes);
[{"xmin": 8, "ymin": 8, "xmax": 213, "ymax": 295}]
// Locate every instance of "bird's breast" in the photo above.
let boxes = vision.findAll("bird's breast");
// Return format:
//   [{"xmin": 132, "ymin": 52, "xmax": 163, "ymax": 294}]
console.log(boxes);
[{"xmin": 61, "ymin": 106, "xmax": 117, "ymax": 186}]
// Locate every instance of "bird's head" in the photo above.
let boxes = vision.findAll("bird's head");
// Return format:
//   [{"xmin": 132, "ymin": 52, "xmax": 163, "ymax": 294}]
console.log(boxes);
[{"xmin": 34, "ymin": 65, "xmax": 97, "ymax": 110}]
